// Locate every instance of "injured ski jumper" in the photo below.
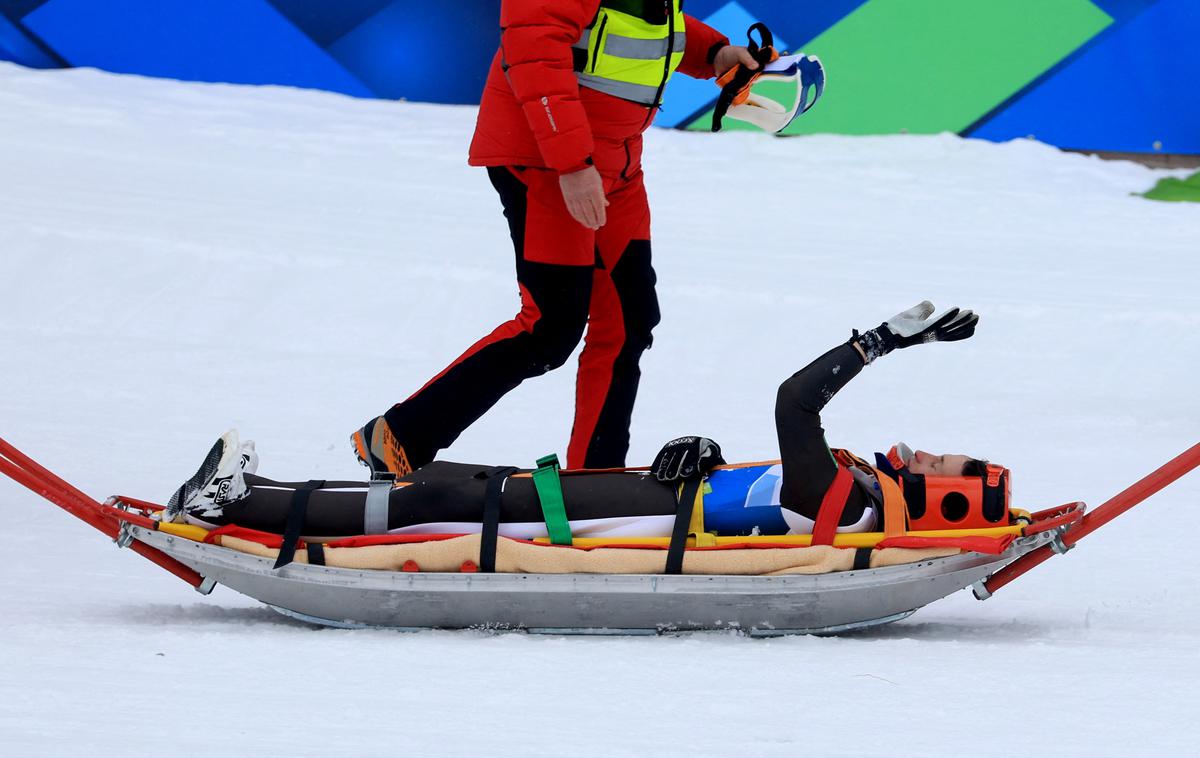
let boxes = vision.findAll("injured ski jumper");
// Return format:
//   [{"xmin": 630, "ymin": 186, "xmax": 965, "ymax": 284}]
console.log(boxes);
[
  {"xmin": 352, "ymin": 1, "xmax": 754, "ymax": 475},
  {"xmin": 173, "ymin": 302, "xmax": 991, "ymax": 545}
]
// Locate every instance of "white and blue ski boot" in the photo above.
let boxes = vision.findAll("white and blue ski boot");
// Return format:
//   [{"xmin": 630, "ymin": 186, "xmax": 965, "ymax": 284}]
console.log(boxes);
[{"xmin": 164, "ymin": 430, "xmax": 258, "ymax": 524}]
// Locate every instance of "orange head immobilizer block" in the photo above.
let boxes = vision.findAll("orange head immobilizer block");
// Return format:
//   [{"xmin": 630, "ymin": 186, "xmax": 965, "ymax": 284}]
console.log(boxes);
[{"xmin": 877, "ymin": 447, "xmax": 1011, "ymax": 531}]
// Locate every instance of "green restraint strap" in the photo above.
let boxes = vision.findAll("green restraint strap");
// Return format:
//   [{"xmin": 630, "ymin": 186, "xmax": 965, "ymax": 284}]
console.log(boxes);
[{"xmin": 532, "ymin": 454, "xmax": 573, "ymax": 545}]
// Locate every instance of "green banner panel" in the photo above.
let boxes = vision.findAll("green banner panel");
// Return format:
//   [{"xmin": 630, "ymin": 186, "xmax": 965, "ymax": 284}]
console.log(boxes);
[{"xmin": 690, "ymin": 0, "xmax": 1112, "ymax": 136}]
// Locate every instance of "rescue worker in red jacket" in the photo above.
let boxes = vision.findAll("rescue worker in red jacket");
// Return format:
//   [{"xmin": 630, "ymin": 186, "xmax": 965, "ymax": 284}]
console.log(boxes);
[{"xmin": 353, "ymin": 1, "xmax": 761, "ymax": 476}]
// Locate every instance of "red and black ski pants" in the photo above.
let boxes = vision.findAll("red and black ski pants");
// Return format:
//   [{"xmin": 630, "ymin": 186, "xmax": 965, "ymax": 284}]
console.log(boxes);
[{"xmin": 384, "ymin": 162, "xmax": 660, "ymax": 469}]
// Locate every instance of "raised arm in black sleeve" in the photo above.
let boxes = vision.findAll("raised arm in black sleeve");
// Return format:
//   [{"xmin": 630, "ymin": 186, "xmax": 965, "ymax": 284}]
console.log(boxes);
[
  {"xmin": 774, "ymin": 342, "xmax": 874, "ymax": 524},
  {"xmin": 773, "ymin": 301, "xmax": 979, "ymax": 524}
]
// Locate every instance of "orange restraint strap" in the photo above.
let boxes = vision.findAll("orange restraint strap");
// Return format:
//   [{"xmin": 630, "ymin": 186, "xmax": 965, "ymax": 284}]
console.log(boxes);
[
  {"xmin": 813, "ymin": 449, "xmax": 910, "ymax": 545},
  {"xmin": 811, "ymin": 465, "xmax": 854, "ymax": 546},
  {"xmin": 873, "ymin": 467, "xmax": 908, "ymax": 539}
]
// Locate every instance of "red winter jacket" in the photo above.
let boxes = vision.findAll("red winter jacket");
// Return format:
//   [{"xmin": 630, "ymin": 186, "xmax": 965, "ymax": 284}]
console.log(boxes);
[{"xmin": 468, "ymin": 1, "xmax": 728, "ymax": 176}]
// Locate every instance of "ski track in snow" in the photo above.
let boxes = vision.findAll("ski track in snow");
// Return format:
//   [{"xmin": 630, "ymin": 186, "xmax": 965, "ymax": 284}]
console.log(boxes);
[{"xmin": 1, "ymin": 64, "xmax": 1198, "ymax": 756}]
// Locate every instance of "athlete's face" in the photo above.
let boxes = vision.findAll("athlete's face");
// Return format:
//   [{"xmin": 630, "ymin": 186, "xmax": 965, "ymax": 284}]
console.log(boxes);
[{"xmin": 908, "ymin": 449, "xmax": 972, "ymax": 477}]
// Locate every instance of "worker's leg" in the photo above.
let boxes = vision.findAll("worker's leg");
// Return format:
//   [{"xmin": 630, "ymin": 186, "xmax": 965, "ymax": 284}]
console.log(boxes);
[
  {"xmin": 566, "ymin": 168, "xmax": 660, "ymax": 469},
  {"xmin": 380, "ymin": 167, "xmax": 594, "ymax": 468}
]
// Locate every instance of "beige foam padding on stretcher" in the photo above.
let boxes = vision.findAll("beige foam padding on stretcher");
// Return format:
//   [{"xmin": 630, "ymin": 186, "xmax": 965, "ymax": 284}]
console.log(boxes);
[{"xmin": 216, "ymin": 534, "xmax": 960, "ymax": 576}]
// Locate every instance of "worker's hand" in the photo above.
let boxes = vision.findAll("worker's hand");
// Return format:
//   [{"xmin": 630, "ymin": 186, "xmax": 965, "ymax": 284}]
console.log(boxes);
[
  {"xmin": 559, "ymin": 165, "xmax": 608, "ymax": 230},
  {"xmin": 714, "ymin": 45, "xmax": 760, "ymax": 78},
  {"xmin": 854, "ymin": 301, "xmax": 979, "ymax": 363},
  {"xmin": 652, "ymin": 436, "xmax": 726, "ymax": 483}
]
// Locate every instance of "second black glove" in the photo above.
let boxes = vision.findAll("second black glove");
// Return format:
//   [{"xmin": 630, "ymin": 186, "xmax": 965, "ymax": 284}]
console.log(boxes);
[{"xmin": 651, "ymin": 436, "xmax": 726, "ymax": 482}]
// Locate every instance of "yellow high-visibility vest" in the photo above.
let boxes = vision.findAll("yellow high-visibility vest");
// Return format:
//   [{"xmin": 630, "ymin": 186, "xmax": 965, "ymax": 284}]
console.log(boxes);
[{"xmin": 573, "ymin": 0, "xmax": 687, "ymax": 106}]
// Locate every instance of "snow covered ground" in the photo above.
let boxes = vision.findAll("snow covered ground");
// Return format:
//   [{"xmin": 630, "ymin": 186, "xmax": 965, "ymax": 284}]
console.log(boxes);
[{"xmin": 1, "ymin": 63, "xmax": 1198, "ymax": 756}]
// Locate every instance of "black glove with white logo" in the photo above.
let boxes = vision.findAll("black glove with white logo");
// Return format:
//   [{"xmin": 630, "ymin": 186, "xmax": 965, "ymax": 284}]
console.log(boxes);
[
  {"xmin": 854, "ymin": 300, "xmax": 979, "ymax": 363},
  {"xmin": 652, "ymin": 436, "xmax": 726, "ymax": 482}
]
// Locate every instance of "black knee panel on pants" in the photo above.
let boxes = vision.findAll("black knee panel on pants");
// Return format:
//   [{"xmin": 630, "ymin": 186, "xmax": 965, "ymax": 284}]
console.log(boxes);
[
  {"xmin": 610, "ymin": 239, "xmax": 661, "ymax": 352},
  {"xmin": 518, "ymin": 259, "xmax": 592, "ymax": 374}
]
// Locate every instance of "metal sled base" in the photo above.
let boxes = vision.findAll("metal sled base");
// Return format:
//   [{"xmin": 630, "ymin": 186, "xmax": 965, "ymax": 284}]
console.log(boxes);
[
  {"xmin": 7, "ymin": 435, "xmax": 1194, "ymax": 635},
  {"xmin": 129, "ymin": 525, "xmax": 1055, "ymax": 635}
]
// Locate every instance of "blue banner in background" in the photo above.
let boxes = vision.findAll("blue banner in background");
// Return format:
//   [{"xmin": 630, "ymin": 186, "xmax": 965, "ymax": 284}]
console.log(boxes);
[
  {"xmin": 0, "ymin": 0, "xmax": 502, "ymax": 101},
  {"xmin": 968, "ymin": 0, "xmax": 1200, "ymax": 155},
  {"xmin": 0, "ymin": 0, "xmax": 1195, "ymax": 155}
]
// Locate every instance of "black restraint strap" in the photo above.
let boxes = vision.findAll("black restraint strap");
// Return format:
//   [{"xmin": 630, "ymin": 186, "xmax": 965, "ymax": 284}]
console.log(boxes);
[
  {"xmin": 900, "ymin": 472, "xmax": 927, "ymax": 520},
  {"xmin": 852, "ymin": 547, "xmax": 872, "ymax": 571},
  {"xmin": 665, "ymin": 478, "xmax": 702, "ymax": 575},
  {"xmin": 306, "ymin": 542, "xmax": 326, "ymax": 566},
  {"xmin": 981, "ymin": 471, "xmax": 1007, "ymax": 523},
  {"xmin": 274, "ymin": 480, "xmax": 324, "ymax": 570},
  {"xmin": 480, "ymin": 467, "xmax": 518, "ymax": 574}
]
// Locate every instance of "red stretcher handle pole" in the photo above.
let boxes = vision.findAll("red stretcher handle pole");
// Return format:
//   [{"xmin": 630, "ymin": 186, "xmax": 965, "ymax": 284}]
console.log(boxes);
[
  {"xmin": 0, "ymin": 445, "xmax": 117, "ymax": 537},
  {"xmin": 1, "ymin": 437, "xmax": 205, "ymax": 588},
  {"xmin": 983, "ymin": 441, "xmax": 1200, "ymax": 596},
  {"xmin": 0, "ymin": 436, "xmax": 110, "ymax": 527}
]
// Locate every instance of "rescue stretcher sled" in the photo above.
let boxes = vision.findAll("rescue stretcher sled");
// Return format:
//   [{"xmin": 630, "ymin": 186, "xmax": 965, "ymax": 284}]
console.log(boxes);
[{"xmin": 3, "ymin": 435, "xmax": 1197, "ymax": 635}]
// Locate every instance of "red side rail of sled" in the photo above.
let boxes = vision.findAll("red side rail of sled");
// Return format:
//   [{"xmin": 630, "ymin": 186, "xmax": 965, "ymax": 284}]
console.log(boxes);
[
  {"xmin": 1022, "ymin": 501, "xmax": 1087, "ymax": 536},
  {"xmin": 0, "ymin": 436, "xmax": 205, "ymax": 589},
  {"xmin": 984, "ymin": 441, "xmax": 1200, "ymax": 596}
]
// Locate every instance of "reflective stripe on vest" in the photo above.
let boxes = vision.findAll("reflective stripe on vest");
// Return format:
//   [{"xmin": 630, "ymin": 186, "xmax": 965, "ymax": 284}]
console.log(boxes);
[
  {"xmin": 572, "ymin": 1, "xmax": 687, "ymax": 106},
  {"xmin": 576, "ymin": 27, "xmax": 687, "ymax": 60}
]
